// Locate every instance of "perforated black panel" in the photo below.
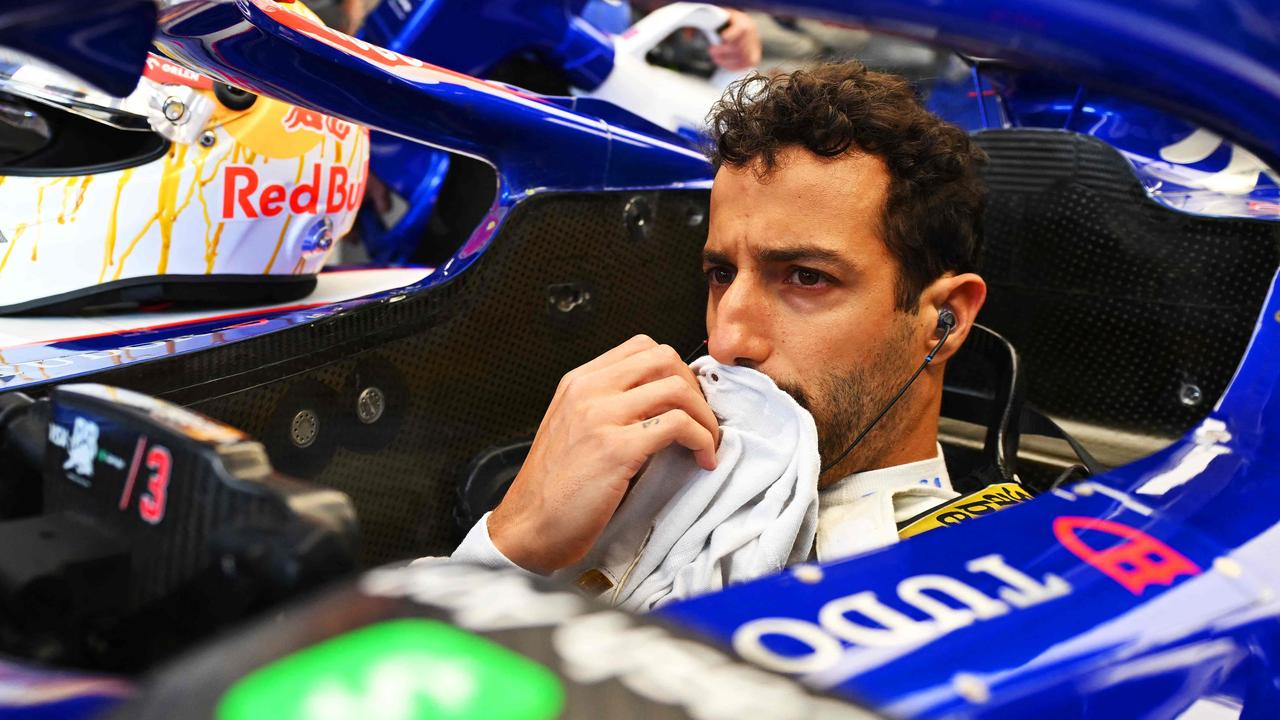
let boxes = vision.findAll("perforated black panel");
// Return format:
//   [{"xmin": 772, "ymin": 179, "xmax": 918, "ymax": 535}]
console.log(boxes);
[
  {"xmin": 78, "ymin": 191, "xmax": 711, "ymax": 564},
  {"xmin": 974, "ymin": 129, "xmax": 1280, "ymax": 438}
]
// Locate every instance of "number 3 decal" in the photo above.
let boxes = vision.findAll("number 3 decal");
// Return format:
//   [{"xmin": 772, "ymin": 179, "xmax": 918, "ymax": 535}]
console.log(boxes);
[{"xmin": 138, "ymin": 445, "xmax": 171, "ymax": 525}]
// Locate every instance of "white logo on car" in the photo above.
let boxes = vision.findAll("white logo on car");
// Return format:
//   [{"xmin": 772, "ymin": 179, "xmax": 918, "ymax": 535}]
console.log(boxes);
[{"xmin": 63, "ymin": 417, "xmax": 100, "ymax": 479}]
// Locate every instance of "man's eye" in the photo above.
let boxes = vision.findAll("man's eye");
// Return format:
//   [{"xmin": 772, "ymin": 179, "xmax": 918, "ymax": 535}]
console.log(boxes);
[
  {"xmin": 787, "ymin": 268, "xmax": 826, "ymax": 287},
  {"xmin": 706, "ymin": 267, "xmax": 736, "ymax": 285}
]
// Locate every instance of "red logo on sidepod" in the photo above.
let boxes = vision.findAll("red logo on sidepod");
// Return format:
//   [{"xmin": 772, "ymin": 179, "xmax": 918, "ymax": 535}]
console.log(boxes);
[{"xmin": 1053, "ymin": 516, "xmax": 1201, "ymax": 595}]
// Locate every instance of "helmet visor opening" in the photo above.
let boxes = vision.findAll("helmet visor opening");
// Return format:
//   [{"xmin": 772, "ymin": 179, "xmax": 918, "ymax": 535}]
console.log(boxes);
[{"xmin": 0, "ymin": 92, "xmax": 168, "ymax": 176}]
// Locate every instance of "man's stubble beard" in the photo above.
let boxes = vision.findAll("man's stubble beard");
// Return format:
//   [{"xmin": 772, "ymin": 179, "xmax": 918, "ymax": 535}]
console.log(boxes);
[{"xmin": 776, "ymin": 317, "xmax": 920, "ymax": 479}]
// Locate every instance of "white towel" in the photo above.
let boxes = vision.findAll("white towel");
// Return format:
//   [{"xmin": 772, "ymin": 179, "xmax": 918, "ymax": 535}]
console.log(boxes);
[{"xmin": 562, "ymin": 356, "xmax": 820, "ymax": 612}]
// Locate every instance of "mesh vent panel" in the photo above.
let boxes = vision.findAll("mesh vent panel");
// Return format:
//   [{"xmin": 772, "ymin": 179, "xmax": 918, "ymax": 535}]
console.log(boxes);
[{"xmin": 975, "ymin": 129, "xmax": 1279, "ymax": 437}]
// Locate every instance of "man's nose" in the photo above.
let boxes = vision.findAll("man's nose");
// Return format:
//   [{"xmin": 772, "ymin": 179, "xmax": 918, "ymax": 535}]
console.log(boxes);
[{"xmin": 707, "ymin": 276, "xmax": 771, "ymax": 367}]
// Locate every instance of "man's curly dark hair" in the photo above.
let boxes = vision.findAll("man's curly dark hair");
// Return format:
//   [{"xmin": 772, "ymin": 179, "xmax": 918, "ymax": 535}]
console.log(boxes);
[{"xmin": 708, "ymin": 60, "xmax": 987, "ymax": 312}]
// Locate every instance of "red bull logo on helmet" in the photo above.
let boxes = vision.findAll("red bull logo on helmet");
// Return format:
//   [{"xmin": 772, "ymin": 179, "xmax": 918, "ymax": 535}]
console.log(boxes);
[
  {"xmin": 280, "ymin": 108, "xmax": 354, "ymax": 141},
  {"xmin": 281, "ymin": 107, "xmax": 325, "ymax": 134},
  {"xmin": 222, "ymin": 164, "xmax": 366, "ymax": 219}
]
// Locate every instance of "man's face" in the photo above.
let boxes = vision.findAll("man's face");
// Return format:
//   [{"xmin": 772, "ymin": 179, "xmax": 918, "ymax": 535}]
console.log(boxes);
[{"xmin": 703, "ymin": 147, "xmax": 925, "ymax": 477}]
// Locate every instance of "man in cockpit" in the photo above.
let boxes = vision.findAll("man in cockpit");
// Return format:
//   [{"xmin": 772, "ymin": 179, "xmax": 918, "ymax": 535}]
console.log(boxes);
[{"xmin": 453, "ymin": 60, "xmax": 990, "ymax": 576}]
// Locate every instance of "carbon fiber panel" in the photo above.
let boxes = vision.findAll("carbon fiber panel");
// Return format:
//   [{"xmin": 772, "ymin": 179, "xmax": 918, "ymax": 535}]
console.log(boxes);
[
  {"xmin": 77, "ymin": 191, "xmax": 711, "ymax": 565},
  {"xmin": 974, "ymin": 129, "xmax": 1279, "ymax": 438}
]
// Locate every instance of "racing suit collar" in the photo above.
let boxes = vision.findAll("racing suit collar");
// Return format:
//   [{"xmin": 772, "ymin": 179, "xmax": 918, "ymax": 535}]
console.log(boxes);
[{"xmin": 815, "ymin": 444, "xmax": 954, "ymax": 562}]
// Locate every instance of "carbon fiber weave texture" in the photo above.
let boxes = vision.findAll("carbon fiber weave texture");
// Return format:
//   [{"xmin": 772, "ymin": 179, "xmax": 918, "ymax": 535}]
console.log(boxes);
[{"xmin": 82, "ymin": 190, "xmax": 711, "ymax": 565}]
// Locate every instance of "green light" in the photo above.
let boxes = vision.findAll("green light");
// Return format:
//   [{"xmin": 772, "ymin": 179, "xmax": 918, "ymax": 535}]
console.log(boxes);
[{"xmin": 217, "ymin": 619, "xmax": 564, "ymax": 720}]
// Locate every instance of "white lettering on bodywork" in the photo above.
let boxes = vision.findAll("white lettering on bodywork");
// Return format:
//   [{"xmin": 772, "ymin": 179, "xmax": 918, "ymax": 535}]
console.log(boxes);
[{"xmin": 733, "ymin": 554, "xmax": 1072, "ymax": 675}]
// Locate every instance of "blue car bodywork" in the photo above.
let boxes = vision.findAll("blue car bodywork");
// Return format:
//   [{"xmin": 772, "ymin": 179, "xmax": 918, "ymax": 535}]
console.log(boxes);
[
  {"xmin": 1, "ymin": 0, "xmax": 1278, "ymax": 718},
  {"xmin": 0, "ymin": 0, "xmax": 155, "ymax": 97}
]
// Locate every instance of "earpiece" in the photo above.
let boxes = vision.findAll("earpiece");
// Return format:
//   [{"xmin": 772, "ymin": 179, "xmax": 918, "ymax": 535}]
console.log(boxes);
[
  {"xmin": 924, "ymin": 307, "xmax": 956, "ymax": 364},
  {"xmin": 936, "ymin": 306, "xmax": 957, "ymax": 336}
]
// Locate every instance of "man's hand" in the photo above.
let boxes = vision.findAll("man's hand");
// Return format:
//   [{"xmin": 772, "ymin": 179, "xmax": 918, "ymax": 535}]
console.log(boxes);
[
  {"xmin": 488, "ymin": 335, "xmax": 720, "ymax": 575},
  {"xmin": 709, "ymin": 9, "xmax": 762, "ymax": 71}
]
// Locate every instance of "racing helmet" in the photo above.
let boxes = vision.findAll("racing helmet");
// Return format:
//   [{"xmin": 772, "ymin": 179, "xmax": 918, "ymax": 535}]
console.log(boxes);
[{"xmin": 0, "ymin": 4, "xmax": 368, "ymax": 314}]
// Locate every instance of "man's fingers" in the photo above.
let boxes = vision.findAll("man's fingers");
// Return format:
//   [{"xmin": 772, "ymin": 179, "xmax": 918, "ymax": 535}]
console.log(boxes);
[
  {"xmin": 607, "ymin": 345, "xmax": 720, "ymax": 448},
  {"xmin": 613, "ymin": 375, "xmax": 720, "ymax": 448},
  {"xmin": 720, "ymin": 20, "xmax": 748, "ymax": 43},
  {"xmin": 719, "ymin": 11, "xmax": 752, "ymax": 41},
  {"xmin": 713, "ymin": 10, "xmax": 761, "ymax": 70},
  {"xmin": 629, "ymin": 409, "xmax": 718, "ymax": 471},
  {"xmin": 709, "ymin": 45, "xmax": 734, "ymax": 61},
  {"xmin": 706, "ymin": 45, "xmax": 747, "ymax": 70},
  {"xmin": 595, "ymin": 342, "xmax": 703, "ymax": 397},
  {"xmin": 585, "ymin": 334, "xmax": 660, "ymax": 372}
]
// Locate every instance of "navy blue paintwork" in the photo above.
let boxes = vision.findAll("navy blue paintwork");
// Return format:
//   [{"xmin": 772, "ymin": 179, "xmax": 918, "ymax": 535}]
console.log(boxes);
[
  {"xmin": 0, "ymin": 0, "xmax": 156, "ymax": 96},
  {"xmin": 361, "ymin": 0, "xmax": 615, "ymax": 89},
  {"xmin": 357, "ymin": 0, "xmax": 660, "ymax": 263},
  {"xmin": 358, "ymin": 136, "xmax": 451, "ymax": 263}
]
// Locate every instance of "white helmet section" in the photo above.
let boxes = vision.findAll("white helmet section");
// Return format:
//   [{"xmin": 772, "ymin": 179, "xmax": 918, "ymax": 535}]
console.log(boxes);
[{"xmin": 0, "ymin": 14, "xmax": 368, "ymax": 313}]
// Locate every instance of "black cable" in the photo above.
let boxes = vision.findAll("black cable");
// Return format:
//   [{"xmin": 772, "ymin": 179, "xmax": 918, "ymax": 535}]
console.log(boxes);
[
  {"xmin": 821, "ymin": 320, "xmax": 953, "ymax": 473},
  {"xmin": 682, "ymin": 338, "xmax": 708, "ymax": 364},
  {"xmin": 1049, "ymin": 463, "xmax": 1090, "ymax": 491}
]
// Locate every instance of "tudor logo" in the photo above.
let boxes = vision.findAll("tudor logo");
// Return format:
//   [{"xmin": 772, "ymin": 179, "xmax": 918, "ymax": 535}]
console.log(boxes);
[
  {"xmin": 728, "ymin": 519, "xmax": 1205, "ymax": 677},
  {"xmin": 222, "ymin": 165, "xmax": 365, "ymax": 219},
  {"xmin": 1053, "ymin": 516, "xmax": 1201, "ymax": 595},
  {"xmin": 731, "ymin": 554, "xmax": 1071, "ymax": 675}
]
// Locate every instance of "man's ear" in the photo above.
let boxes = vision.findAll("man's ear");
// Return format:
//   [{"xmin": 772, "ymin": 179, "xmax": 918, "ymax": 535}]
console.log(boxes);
[{"xmin": 920, "ymin": 272, "xmax": 987, "ymax": 364}]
